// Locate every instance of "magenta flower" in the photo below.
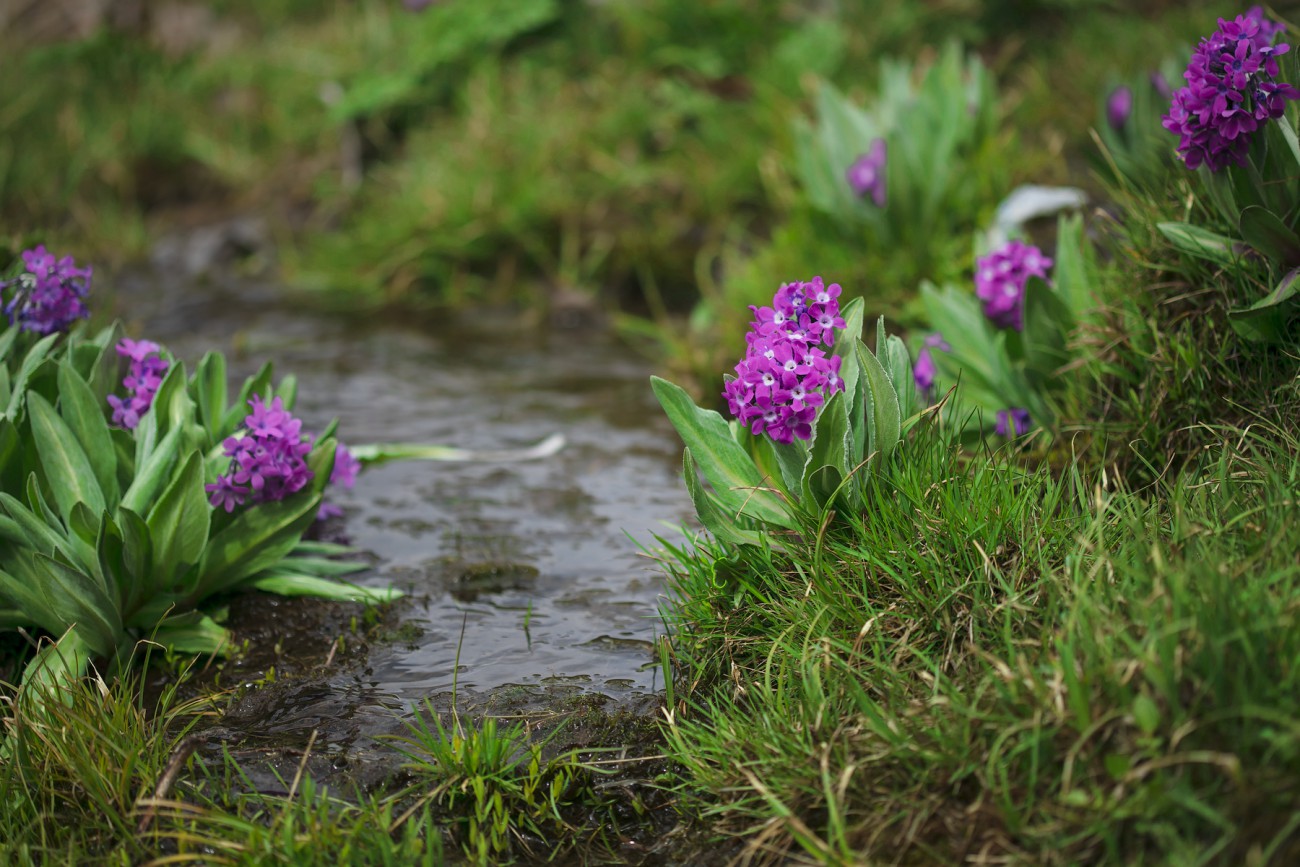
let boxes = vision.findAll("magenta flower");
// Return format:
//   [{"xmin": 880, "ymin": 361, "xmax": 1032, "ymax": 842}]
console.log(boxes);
[
  {"xmin": 317, "ymin": 443, "xmax": 362, "ymax": 520},
  {"xmin": 0, "ymin": 246, "xmax": 91, "ymax": 335},
  {"xmin": 914, "ymin": 333, "xmax": 950, "ymax": 394},
  {"xmin": 206, "ymin": 395, "xmax": 315, "ymax": 512},
  {"xmin": 106, "ymin": 338, "xmax": 170, "ymax": 429},
  {"xmin": 1162, "ymin": 8, "xmax": 1300, "ymax": 172},
  {"xmin": 723, "ymin": 277, "xmax": 848, "ymax": 445},
  {"xmin": 1107, "ymin": 86, "xmax": 1134, "ymax": 131},
  {"xmin": 846, "ymin": 138, "xmax": 887, "ymax": 207},
  {"xmin": 974, "ymin": 241, "xmax": 1053, "ymax": 331},
  {"xmin": 995, "ymin": 408, "xmax": 1032, "ymax": 438}
]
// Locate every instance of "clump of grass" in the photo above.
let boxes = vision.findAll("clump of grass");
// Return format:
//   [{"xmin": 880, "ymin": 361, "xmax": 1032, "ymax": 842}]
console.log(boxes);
[{"xmin": 657, "ymin": 415, "xmax": 1300, "ymax": 863}]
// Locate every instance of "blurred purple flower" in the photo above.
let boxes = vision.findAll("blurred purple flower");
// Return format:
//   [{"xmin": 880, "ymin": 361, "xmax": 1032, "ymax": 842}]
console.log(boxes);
[
  {"xmin": 1150, "ymin": 71, "xmax": 1173, "ymax": 100},
  {"xmin": 1107, "ymin": 85, "xmax": 1133, "ymax": 130},
  {"xmin": 0, "ymin": 245, "xmax": 91, "ymax": 335},
  {"xmin": 913, "ymin": 333, "xmax": 949, "ymax": 394},
  {"xmin": 403, "ymin": 0, "xmax": 439, "ymax": 10},
  {"xmin": 107, "ymin": 338, "xmax": 169, "ymax": 429},
  {"xmin": 846, "ymin": 139, "xmax": 887, "ymax": 207},
  {"xmin": 723, "ymin": 277, "xmax": 847, "ymax": 445},
  {"xmin": 995, "ymin": 408, "xmax": 1032, "ymax": 438},
  {"xmin": 318, "ymin": 443, "xmax": 362, "ymax": 520},
  {"xmin": 974, "ymin": 241, "xmax": 1052, "ymax": 331},
  {"xmin": 1162, "ymin": 8, "xmax": 1300, "ymax": 172},
  {"xmin": 206, "ymin": 395, "xmax": 315, "ymax": 512}
]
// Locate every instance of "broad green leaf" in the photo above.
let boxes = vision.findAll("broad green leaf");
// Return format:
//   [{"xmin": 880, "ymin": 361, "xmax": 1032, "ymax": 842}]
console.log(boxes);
[
  {"xmin": 56, "ymin": 361, "xmax": 119, "ymax": 508},
  {"xmin": 802, "ymin": 390, "xmax": 857, "ymax": 512},
  {"xmin": 271, "ymin": 556, "xmax": 369, "ymax": 577},
  {"xmin": 195, "ymin": 493, "xmax": 322, "ymax": 600},
  {"xmin": 1053, "ymin": 213, "xmax": 1099, "ymax": 319},
  {"xmin": 348, "ymin": 432, "xmax": 565, "ymax": 464},
  {"xmin": 18, "ymin": 625, "xmax": 95, "ymax": 698},
  {"xmin": 0, "ymin": 490, "xmax": 76, "ymax": 563},
  {"xmin": 0, "ymin": 564, "xmax": 69, "ymax": 638},
  {"xmin": 1021, "ymin": 277, "xmax": 1073, "ymax": 384},
  {"xmin": 191, "ymin": 351, "xmax": 228, "ymax": 443},
  {"xmin": 151, "ymin": 612, "xmax": 233, "ymax": 656},
  {"xmin": 882, "ymin": 334, "xmax": 914, "ymax": 422},
  {"xmin": 650, "ymin": 376, "xmax": 791, "ymax": 528},
  {"xmin": 113, "ymin": 507, "xmax": 153, "ymax": 616},
  {"xmin": 146, "ymin": 451, "xmax": 211, "ymax": 589},
  {"xmin": 5, "ymin": 332, "xmax": 59, "ymax": 419},
  {"xmin": 1228, "ymin": 267, "xmax": 1300, "ymax": 343},
  {"xmin": 1157, "ymin": 221, "xmax": 1243, "ymax": 267},
  {"xmin": 249, "ymin": 572, "xmax": 403, "ymax": 604},
  {"xmin": 30, "ymin": 552, "xmax": 122, "ymax": 658},
  {"xmin": 121, "ymin": 425, "xmax": 183, "ymax": 515},
  {"xmin": 1238, "ymin": 205, "xmax": 1300, "ymax": 268},
  {"xmin": 27, "ymin": 392, "xmax": 105, "ymax": 524},
  {"xmin": 681, "ymin": 450, "xmax": 768, "ymax": 547},
  {"xmin": 855, "ymin": 339, "xmax": 901, "ymax": 462}
]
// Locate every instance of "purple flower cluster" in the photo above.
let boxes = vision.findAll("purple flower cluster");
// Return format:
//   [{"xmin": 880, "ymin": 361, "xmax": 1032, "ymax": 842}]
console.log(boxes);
[
  {"xmin": 0, "ymin": 246, "xmax": 91, "ymax": 335},
  {"xmin": 995, "ymin": 408, "xmax": 1032, "ymax": 438},
  {"xmin": 913, "ymin": 333, "xmax": 949, "ymax": 394},
  {"xmin": 846, "ymin": 139, "xmax": 887, "ymax": 207},
  {"xmin": 975, "ymin": 241, "xmax": 1053, "ymax": 331},
  {"xmin": 206, "ymin": 396, "xmax": 315, "ymax": 513},
  {"xmin": 1162, "ymin": 7, "xmax": 1300, "ymax": 172},
  {"xmin": 317, "ymin": 443, "xmax": 362, "ymax": 520},
  {"xmin": 106, "ymin": 339, "xmax": 169, "ymax": 429},
  {"xmin": 723, "ymin": 277, "xmax": 847, "ymax": 445}
]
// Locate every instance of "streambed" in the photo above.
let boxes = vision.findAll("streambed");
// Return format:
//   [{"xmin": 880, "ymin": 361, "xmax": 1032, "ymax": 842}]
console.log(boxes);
[{"xmin": 116, "ymin": 274, "xmax": 694, "ymax": 752}]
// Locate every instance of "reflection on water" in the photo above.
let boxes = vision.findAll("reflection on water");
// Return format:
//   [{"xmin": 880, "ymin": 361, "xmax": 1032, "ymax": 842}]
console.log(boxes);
[{"xmin": 116, "ymin": 275, "xmax": 692, "ymax": 713}]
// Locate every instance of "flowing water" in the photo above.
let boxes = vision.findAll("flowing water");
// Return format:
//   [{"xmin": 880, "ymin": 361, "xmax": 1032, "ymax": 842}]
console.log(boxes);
[{"xmin": 116, "ymin": 275, "xmax": 694, "ymax": 749}]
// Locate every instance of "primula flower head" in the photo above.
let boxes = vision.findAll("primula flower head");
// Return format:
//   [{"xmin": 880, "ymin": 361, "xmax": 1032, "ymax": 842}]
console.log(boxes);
[
  {"xmin": 0, "ymin": 245, "xmax": 91, "ymax": 335},
  {"xmin": 107, "ymin": 338, "xmax": 169, "ymax": 429},
  {"xmin": 724, "ymin": 277, "xmax": 847, "ymax": 445},
  {"xmin": 1162, "ymin": 8, "xmax": 1300, "ymax": 172},
  {"xmin": 205, "ymin": 395, "xmax": 315, "ymax": 512},
  {"xmin": 846, "ymin": 138, "xmax": 888, "ymax": 207},
  {"xmin": 974, "ymin": 240, "xmax": 1052, "ymax": 331},
  {"xmin": 995, "ymin": 407, "xmax": 1032, "ymax": 438},
  {"xmin": 914, "ymin": 333, "xmax": 950, "ymax": 394}
]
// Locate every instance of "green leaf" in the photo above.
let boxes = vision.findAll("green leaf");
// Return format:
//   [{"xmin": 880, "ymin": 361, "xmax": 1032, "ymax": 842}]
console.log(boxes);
[
  {"xmin": 1157, "ymin": 221, "xmax": 1243, "ymax": 267},
  {"xmin": 1228, "ymin": 266, "xmax": 1300, "ymax": 343},
  {"xmin": 29, "ymin": 553, "xmax": 123, "ymax": 658},
  {"xmin": 191, "ymin": 351, "xmax": 228, "ymax": 445},
  {"xmin": 146, "ymin": 451, "xmax": 211, "ymax": 588},
  {"xmin": 249, "ymin": 572, "xmax": 403, "ymax": 604},
  {"xmin": 802, "ymin": 390, "xmax": 856, "ymax": 511},
  {"xmin": 27, "ymin": 392, "xmax": 105, "ymax": 524},
  {"xmin": 348, "ymin": 433, "xmax": 565, "ymax": 464},
  {"xmin": 680, "ymin": 450, "xmax": 768, "ymax": 547},
  {"xmin": 56, "ymin": 361, "xmax": 119, "ymax": 508},
  {"xmin": 854, "ymin": 340, "xmax": 901, "ymax": 463},
  {"xmin": 1053, "ymin": 213, "xmax": 1099, "ymax": 319},
  {"xmin": 272, "ymin": 556, "xmax": 369, "ymax": 577},
  {"xmin": 1238, "ymin": 205, "xmax": 1300, "ymax": 268},
  {"xmin": 194, "ymin": 493, "xmax": 322, "ymax": 600},
  {"xmin": 0, "ymin": 490, "xmax": 76, "ymax": 564},
  {"xmin": 1021, "ymin": 277, "xmax": 1073, "ymax": 385},
  {"xmin": 151, "ymin": 612, "xmax": 233, "ymax": 656},
  {"xmin": 113, "ymin": 507, "xmax": 153, "ymax": 616},
  {"xmin": 5, "ymin": 332, "xmax": 60, "ymax": 419},
  {"xmin": 19, "ymin": 625, "xmax": 96, "ymax": 699},
  {"xmin": 121, "ymin": 425, "xmax": 183, "ymax": 515},
  {"xmin": 650, "ymin": 376, "xmax": 792, "ymax": 528}
]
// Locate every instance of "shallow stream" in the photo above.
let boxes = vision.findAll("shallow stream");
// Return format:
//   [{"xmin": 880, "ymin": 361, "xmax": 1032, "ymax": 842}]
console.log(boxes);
[{"xmin": 116, "ymin": 275, "xmax": 694, "ymax": 753}]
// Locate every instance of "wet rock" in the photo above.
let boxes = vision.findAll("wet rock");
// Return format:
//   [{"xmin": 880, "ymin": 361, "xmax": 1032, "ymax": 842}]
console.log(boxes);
[{"xmin": 151, "ymin": 216, "xmax": 271, "ymax": 277}]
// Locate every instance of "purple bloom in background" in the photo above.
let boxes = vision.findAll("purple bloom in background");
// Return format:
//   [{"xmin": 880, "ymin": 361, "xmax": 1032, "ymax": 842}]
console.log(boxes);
[
  {"xmin": 995, "ymin": 408, "xmax": 1032, "ymax": 438},
  {"xmin": 318, "ymin": 443, "xmax": 362, "ymax": 520},
  {"xmin": 846, "ymin": 138, "xmax": 888, "ymax": 207},
  {"xmin": 723, "ymin": 277, "xmax": 848, "ymax": 445},
  {"xmin": 1107, "ymin": 85, "xmax": 1134, "ymax": 130},
  {"xmin": 1162, "ymin": 8, "xmax": 1300, "ymax": 172},
  {"xmin": 913, "ymin": 333, "xmax": 950, "ymax": 394},
  {"xmin": 974, "ymin": 241, "xmax": 1053, "ymax": 331},
  {"xmin": 0, "ymin": 245, "xmax": 91, "ymax": 335},
  {"xmin": 206, "ymin": 395, "xmax": 315, "ymax": 512},
  {"xmin": 1151, "ymin": 71, "xmax": 1174, "ymax": 100},
  {"xmin": 107, "ymin": 338, "xmax": 169, "ymax": 429}
]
